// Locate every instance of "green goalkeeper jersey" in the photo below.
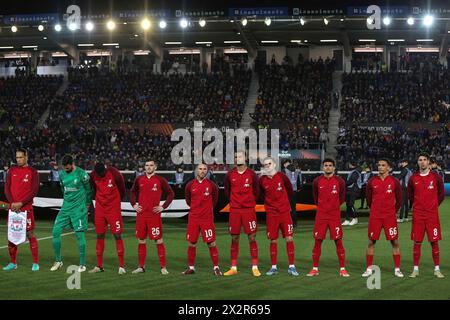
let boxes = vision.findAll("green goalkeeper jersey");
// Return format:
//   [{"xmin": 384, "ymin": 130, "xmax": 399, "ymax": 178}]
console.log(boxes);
[{"xmin": 59, "ymin": 166, "xmax": 92, "ymax": 213}]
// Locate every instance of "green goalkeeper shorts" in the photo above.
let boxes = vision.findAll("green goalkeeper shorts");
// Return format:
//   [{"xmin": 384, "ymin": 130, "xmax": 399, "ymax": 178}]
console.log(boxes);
[{"xmin": 53, "ymin": 207, "xmax": 88, "ymax": 233}]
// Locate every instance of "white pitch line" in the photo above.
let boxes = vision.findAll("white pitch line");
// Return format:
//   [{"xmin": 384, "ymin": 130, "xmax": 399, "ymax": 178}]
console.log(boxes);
[{"xmin": 0, "ymin": 228, "xmax": 94, "ymax": 250}]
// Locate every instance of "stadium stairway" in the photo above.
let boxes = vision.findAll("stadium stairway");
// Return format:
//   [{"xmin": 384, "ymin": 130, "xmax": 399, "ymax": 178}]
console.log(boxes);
[
  {"xmin": 325, "ymin": 71, "xmax": 343, "ymax": 159},
  {"xmin": 239, "ymin": 71, "xmax": 259, "ymax": 130},
  {"xmin": 36, "ymin": 75, "xmax": 69, "ymax": 129}
]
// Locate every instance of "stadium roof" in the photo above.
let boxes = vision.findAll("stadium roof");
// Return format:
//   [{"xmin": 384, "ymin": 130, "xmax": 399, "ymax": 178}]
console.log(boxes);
[{"xmin": 1, "ymin": 0, "xmax": 449, "ymax": 56}]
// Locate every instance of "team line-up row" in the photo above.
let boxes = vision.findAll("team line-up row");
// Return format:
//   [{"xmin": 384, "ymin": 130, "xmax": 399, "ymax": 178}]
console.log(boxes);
[{"xmin": 2, "ymin": 150, "xmax": 446, "ymax": 278}]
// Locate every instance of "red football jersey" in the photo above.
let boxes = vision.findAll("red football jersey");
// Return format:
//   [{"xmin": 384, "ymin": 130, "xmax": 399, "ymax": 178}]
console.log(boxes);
[
  {"xmin": 90, "ymin": 166, "xmax": 125, "ymax": 214},
  {"xmin": 185, "ymin": 178, "xmax": 218, "ymax": 220},
  {"xmin": 224, "ymin": 167, "xmax": 259, "ymax": 209},
  {"xmin": 130, "ymin": 174, "xmax": 174, "ymax": 216},
  {"xmin": 4, "ymin": 165, "xmax": 39, "ymax": 211},
  {"xmin": 407, "ymin": 170, "xmax": 445, "ymax": 217},
  {"xmin": 312, "ymin": 174, "xmax": 346, "ymax": 220},
  {"xmin": 366, "ymin": 175, "xmax": 402, "ymax": 218},
  {"xmin": 259, "ymin": 172, "xmax": 293, "ymax": 215}
]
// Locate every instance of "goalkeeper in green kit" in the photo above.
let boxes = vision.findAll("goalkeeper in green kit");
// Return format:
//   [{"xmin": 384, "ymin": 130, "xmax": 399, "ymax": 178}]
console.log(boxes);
[{"xmin": 50, "ymin": 155, "xmax": 93, "ymax": 272}]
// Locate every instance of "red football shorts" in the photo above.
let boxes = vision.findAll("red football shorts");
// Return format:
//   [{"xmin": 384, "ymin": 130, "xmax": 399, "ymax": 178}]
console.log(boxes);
[
  {"xmin": 186, "ymin": 218, "xmax": 216, "ymax": 243},
  {"xmin": 266, "ymin": 212, "xmax": 294, "ymax": 240},
  {"xmin": 135, "ymin": 213, "xmax": 163, "ymax": 240},
  {"xmin": 411, "ymin": 214, "xmax": 441, "ymax": 243},
  {"xmin": 95, "ymin": 208, "xmax": 123, "ymax": 235},
  {"xmin": 229, "ymin": 208, "xmax": 258, "ymax": 235},
  {"xmin": 313, "ymin": 219, "xmax": 343, "ymax": 240},
  {"xmin": 368, "ymin": 214, "xmax": 398, "ymax": 241}
]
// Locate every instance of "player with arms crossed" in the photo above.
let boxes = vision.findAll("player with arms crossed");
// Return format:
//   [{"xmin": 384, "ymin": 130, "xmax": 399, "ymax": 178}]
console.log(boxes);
[
  {"xmin": 362, "ymin": 158, "xmax": 404, "ymax": 278},
  {"xmin": 307, "ymin": 158, "xmax": 349, "ymax": 277},
  {"xmin": 408, "ymin": 152, "xmax": 445, "ymax": 278},
  {"xmin": 259, "ymin": 157, "xmax": 299, "ymax": 276},
  {"xmin": 50, "ymin": 155, "xmax": 92, "ymax": 272},
  {"xmin": 89, "ymin": 162, "xmax": 127, "ymax": 274},
  {"xmin": 183, "ymin": 163, "xmax": 222, "ymax": 276},
  {"xmin": 130, "ymin": 159, "xmax": 174, "ymax": 274},
  {"xmin": 223, "ymin": 151, "xmax": 261, "ymax": 277},
  {"xmin": 3, "ymin": 148, "xmax": 40, "ymax": 271}
]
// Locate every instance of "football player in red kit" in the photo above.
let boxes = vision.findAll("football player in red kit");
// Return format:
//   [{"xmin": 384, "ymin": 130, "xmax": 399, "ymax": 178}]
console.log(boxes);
[
  {"xmin": 408, "ymin": 152, "xmax": 445, "ymax": 278},
  {"xmin": 259, "ymin": 157, "xmax": 299, "ymax": 276},
  {"xmin": 89, "ymin": 162, "xmax": 127, "ymax": 274},
  {"xmin": 223, "ymin": 151, "xmax": 261, "ymax": 277},
  {"xmin": 130, "ymin": 160, "xmax": 174, "ymax": 274},
  {"xmin": 307, "ymin": 158, "xmax": 349, "ymax": 277},
  {"xmin": 3, "ymin": 148, "xmax": 40, "ymax": 271},
  {"xmin": 362, "ymin": 158, "xmax": 404, "ymax": 278},
  {"xmin": 183, "ymin": 163, "xmax": 222, "ymax": 276}
]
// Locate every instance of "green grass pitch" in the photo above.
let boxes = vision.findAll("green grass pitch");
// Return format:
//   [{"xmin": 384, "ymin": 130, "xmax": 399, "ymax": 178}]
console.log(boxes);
[{"xmin": 0, "ymin": 198, "xmax": 449, "ymax": 300}]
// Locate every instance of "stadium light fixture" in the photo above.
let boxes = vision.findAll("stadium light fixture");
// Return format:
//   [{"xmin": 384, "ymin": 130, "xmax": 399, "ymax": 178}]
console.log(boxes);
[
  {"xmin": 38, "ymin": 25, "xmax": 44, "ymax": 32},
  {"xmin": 241, "ymin": 18, "xmax": 248, "ymax": 26},
  {"xmin": 388, "ymin": 39, "xmax": 405, "ymax": 42},
  {"xmin": 416, "ymin": 39, "xmax": 433, "ymax": 42},
  {"xmin": 159, "ymin": 20, "xmax": 167, "ymax": 29},
  {"xmin": 320, "ymin": 39, "xmax": 338, "ymax": 42},
  {"xmin": 103, "ymin": 43, "xmax": 119, "ymax": 46},
  {"xmin": 54, "ymin": 24, "xmax": 62, "ymax": 32},
  {"xmin": 407, "ymin": 17, "xmax": 414, "ymax": 25},
  {"xmin": 179, "ymin": 18, "xmax": 188, "ymax": 29},
  {"xmin": 199, "ymin": 19, "xmax": 206, "ymax": 27},
  {"xmin": 382, "ymin": 16, "xmax": 391, "ymax": 26},
  {"xmin": 77, "ymin": 43, "xmax": 95, "ymax": 47},
  {"xmin": 264, "ymin": 17, "xmax": 272, "ymax": 26},
  {"xmin": 358, "ymin": 39, "xmax": 376, "ymax": 42},
  {"xmin": 261, "ymin": 40, "xmax": 278, "ymax": 43},
  {"xmin": 195, "ymin": 41, "xmax": 212, "ymax": 44},
  {"xmin": 324, "ymin": 18, "xmax": 329, "ymax": 25},
  {"xmin": 85, "ymin": 21, "xmax": 94, "ymax": 31},
  {"xmin": 0, "ymin": 46, "xmax": 14, "ymax": 49},
  {"xmin": 106, "ymin": 20, "xmax": 116, "ymax": 30},
  {"xmin": 69, "ymin": 22, "xmax": 77, "ymax": 31},
  {"xmin": 165, "ymin": 41, "xmax": 182, "ymax": 45},
  {"xmin": 423, "ymin": 15, "xmax": 433, "ymax": 26},
  {"xmin": 300, "ymin": 18, "xmax": 306, "ymax": 26},
  {"xmin": 22, "ymin": 45, "xmax": 38, "ymax": 48},
  {"xmin": 11, "ymin": 25, "xmax": 18, "ymax": 33},
  {"xmin": 224, "ymin": 40, "xmax": 241, "ymax": 44},
  {"xmin": 141, "ymin": 18, "xmax": 151, "ymax": 30}
]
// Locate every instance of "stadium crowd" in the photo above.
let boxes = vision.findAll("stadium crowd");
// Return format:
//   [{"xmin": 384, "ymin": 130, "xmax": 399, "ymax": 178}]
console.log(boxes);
[
  {"xmin": 251, "ymin": 56, "xmax": 334, "ymax": 150},
  {"xmin": 338, "ymin": 62, "xmax": 450, "ymax": 170}
]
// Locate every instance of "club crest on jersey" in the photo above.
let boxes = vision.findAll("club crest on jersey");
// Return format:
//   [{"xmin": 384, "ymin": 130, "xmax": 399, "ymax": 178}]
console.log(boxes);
[
  {"xmin": 107, "ymin": 179, "xmax": 113, "ymax": 188},
  {"xmin": 428, "ymin": 181, "xmax": 434, "ymax": 190},
  {"xmin": 276, "ymin": 182, "xmax": 282, "ymax": 191},
  {"xmin": 152, "ymin": 183, "xmax": 158, "ymax": 191},
  {"xmin": 23, "ymin": 174, "xmax": 29, "ymax": 183},
  {"xmin": 244, "ymin": 178, "xmax": 250, "ymax": 188},
  {"xmin": 204, "ymin": 187, "xmax": 210, "ymax": 196},
  {"xmin": 331, "ymin": 185, "xmax": 337, "ymax": 194},
  {"xmin": 386, "ymin": 184, "xmax": 393, "ymax": 193}
]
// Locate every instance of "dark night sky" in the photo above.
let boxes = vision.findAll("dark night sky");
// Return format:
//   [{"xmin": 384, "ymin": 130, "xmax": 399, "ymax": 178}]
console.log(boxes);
[{"xmin": 0, "ymin": 0, "xmax": 448, "ymax": 15}]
